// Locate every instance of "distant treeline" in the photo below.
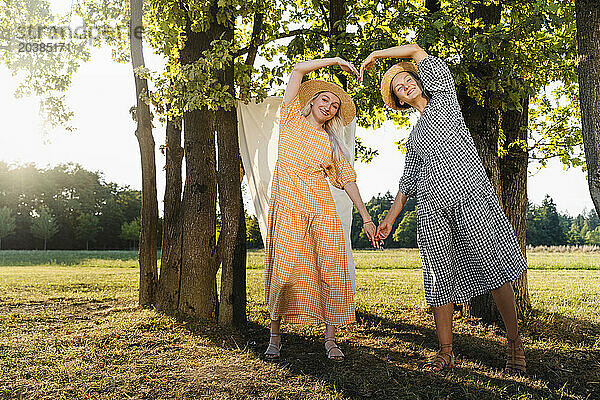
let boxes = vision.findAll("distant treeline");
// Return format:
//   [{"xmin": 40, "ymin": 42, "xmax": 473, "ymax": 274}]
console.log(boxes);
[
  {"xmin": 527, "ymin": 195, "xmax": 600, "ymax": 246},
  {"xmin": 0, "ymin": 162, "xmax": 149, "ymax": 250},
  {"xmin": 2, "ymin": 162, "xmax": 596, "ymax": 250},
  {"xmin": 246, "ymin": 192, "xmax": 600, "ymax": 249}
]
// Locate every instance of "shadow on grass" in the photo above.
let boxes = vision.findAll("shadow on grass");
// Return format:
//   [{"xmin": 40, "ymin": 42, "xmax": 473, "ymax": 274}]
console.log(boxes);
[
  {"xmin": 4, "ymin": 295, "xmax": 598, "ymax": 400},
  {"xmin": 190, "ymin": 308, "xmax": 599, "ymax": 400},
  {"xmin": 0, "ymin": 250, "xmax": 161, "ymax": 266}
]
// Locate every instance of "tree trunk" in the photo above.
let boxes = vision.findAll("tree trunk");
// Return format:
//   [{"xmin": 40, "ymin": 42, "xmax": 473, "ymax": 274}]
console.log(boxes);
[
  {"xmin": 329, "ymin": 0, "xmax": 347, "ymax": 90},
  {"xmin": 460, "ymin": 99, "xmax": 503, "ymax": 322},
  {"xmin": 176, "ymin": 15, "xmax": 219, "ymax": 321},
  {"xmin": 156, "ymin": 112, "xmax": 184, "ymax": 314},
  {"xmin": 130, "ymin": 0, "xmax": 159, "ymax": 307},
  {"xmin": 500, "ymin": 96, "xmax": 531, "ymax": 317},
  {"xmin": 214, "ymin": 21, "xmax": 247, "ymax": 328},
  {"xmin": 459, "ymin": 3, "xmax": 503, "ymax": 323},
  {"xmin": 575, "ymin": 0, "xmax": 600, "ymax": 217}
]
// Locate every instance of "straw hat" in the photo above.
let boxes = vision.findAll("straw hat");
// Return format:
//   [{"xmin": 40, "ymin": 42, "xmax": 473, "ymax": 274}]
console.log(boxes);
[
  {"xmin": 298, "ymin": 79, "xmax": 356, "ymax": 125},
  {"xmin": 380, "ymin": 62, "xmax": 419, "ymax": 110}
]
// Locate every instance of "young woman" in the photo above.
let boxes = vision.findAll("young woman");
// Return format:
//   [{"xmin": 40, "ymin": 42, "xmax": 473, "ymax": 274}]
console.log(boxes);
[
  {"xmin": 264, "ymin": 57, "xmax": 378, "ymax": 362},
  {"xmin": 359, "ymin": 44, "xmax": 527, "ymax": 374}
]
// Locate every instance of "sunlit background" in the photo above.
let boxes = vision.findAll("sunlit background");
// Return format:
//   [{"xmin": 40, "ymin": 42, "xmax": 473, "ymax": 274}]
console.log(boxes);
[{"xmin": 0, "ymin": 0, "xmax": 592, "ymax": 218}]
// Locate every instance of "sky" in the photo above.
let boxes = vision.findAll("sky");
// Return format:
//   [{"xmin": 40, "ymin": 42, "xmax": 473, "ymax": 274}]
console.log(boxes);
[{"xmin": 0, "ymin": 1, "xmax": 594, "ymax": 218}]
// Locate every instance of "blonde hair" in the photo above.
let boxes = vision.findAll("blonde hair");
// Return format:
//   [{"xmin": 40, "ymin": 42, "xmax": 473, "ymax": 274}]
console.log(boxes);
[{"xmin": 301, "ymin": 92, "xmax": 352, "ymax": 163}]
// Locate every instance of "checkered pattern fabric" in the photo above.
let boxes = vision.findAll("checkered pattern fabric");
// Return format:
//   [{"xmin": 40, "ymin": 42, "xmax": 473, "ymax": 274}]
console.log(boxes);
[
  {"xmin": 264, "ymin": 95, "xmax": 356, "ymax": 325},
  {"xmin": 275, "ymin": 95, "xmax": 357, "ymax": 214},
  {"xmin": 418, "ymin": 186, "xmax": 528, "ymax": 306},
  {"xmin": 398, "ymin": 55, "xmax": 527, "ymax": 306}
]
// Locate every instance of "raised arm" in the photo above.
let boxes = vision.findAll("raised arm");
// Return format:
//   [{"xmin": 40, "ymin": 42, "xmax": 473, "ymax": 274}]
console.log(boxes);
[
  {"xmin": 359, "ymin": 44, "xmax": 428, "ymax": 81},
  {"xmin": 283, "ymin": 57, "xmax": 359, "ymax": 106}
]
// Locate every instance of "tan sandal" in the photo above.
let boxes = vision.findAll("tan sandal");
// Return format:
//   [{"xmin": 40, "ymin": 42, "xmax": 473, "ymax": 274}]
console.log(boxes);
[
  {"xmin": 324, "ymin": 337, "xmax": 344, "ymax": 362},
  {"xmin": 263, "ymin": 333, "xmax": 281, "ymax": 361},
  {"xmin": 505, "ymin": 336, "xmax": 526, "ymax": 374},
  {"xmin": 423, "ymin": 344, "xmax": 455, "ymax": 372}
]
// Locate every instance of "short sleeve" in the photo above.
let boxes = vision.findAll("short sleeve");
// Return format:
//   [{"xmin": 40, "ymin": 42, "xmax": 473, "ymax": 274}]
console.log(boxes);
[
  {"xmin": 398, "ymin": 145, "xmax": 422, "ymax": 198},
  {"xmin": 417, "ymin": 56, "xmax": 455, "ymax": 94},
  {"xmin": 279, "ymin": 95, "xmax": 302, "ymax": 127},
  {"xmin": 327, "ymin": 154, "xmax": 357, "ymax": 190}
]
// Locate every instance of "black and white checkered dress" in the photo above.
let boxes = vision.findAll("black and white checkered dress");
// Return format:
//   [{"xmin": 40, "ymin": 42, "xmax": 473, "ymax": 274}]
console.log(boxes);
[{"xmin": 398, "ymin": 56, "xmax": 528, "ymax": 307}]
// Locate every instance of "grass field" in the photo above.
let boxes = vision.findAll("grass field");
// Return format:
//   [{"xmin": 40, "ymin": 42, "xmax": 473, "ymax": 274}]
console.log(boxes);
[
  {"xmin": 1, "ymin": 250, "xmax": 599, "ymax": 399},
  {"xmin": 2, "ymin": 248, "xmax": 600, "ymax": 270},
  {"xmin": 248, "ymin": 248, "xmax": 600, "ymax": 270}
]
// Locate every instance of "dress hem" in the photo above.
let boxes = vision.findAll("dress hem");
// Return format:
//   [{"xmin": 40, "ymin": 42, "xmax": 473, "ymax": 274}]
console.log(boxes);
[
  {"xmin": 424, "ymin": 263, "xmax": 528, "ymax": 307},
  {"xmin": 268, "ymin": 310, "xmax": 356, "ymax": 326}
]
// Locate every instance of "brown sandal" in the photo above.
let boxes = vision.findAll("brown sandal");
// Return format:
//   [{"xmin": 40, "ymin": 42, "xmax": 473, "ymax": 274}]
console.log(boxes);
[
  {"xmin": 505, "ymin": 336, "xmax": 526, "ymax": 374},
  {"xmin": 423, "ymin": 344, "xmax": 455, "ymax": 372}
]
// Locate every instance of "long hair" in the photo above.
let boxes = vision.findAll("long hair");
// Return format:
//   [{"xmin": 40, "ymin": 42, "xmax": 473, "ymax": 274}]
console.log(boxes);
[
  {"xmin": 301, "ymin": 92, "xmax": 352, "ymax": 163},
  {"xmin": 391, "ymin": 71, "xmax": 430, "ymax": 110}
]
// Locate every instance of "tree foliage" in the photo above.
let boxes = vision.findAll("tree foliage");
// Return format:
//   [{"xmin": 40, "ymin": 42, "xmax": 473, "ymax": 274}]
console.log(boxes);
[
  {"xmin": 0, "ymin": 161, "xmax": 142, "ymax": 249},
  {"xmin": 525, "ymin": 195, "xmax": 600, "ymax": 246},
  {"xmin": 30, "ymin": 206, "xmax": 59, "ymax": 249},
  {"xmin": 393, "ymin": 208, "xmax": 418, "ymax": 248},
  {"xmin": 0, "ymin": 206, "xmax": 16, "ymax": 249},
  {"xmin": 75, "ymin": 213, "xmax": 100, "ymax": 250},
  {"xmin": 245, "ymin": 213, "xmax": 262, "ymax": 249},
  {"xmin": 120, "ymin": 217, "xmax": 141, "ymax": 248},
  {"xmin": 0, "ymin": 0, "xmax": 92, "ymax": 133}
]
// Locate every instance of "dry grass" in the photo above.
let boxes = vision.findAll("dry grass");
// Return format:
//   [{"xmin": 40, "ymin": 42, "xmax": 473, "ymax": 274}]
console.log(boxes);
[{"xmin": 1, "ymin": 253, "xmax": 599, "ymax": 399}]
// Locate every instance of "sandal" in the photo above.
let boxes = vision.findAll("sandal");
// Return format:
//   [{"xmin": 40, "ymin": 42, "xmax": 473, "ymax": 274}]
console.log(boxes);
[
  {"xmin": 324, "ymin": 337, "xmax": 344, "ymax": 362},
  {"xmin": 505, "ymin": 335, "xmax": 526, "ymax": 374},
  {"xmin": 423, "ymin": 344, "xmax": 455, "ymax": 372},
  {"xmin": 263, "ymin": 333, "xmax": 281, "ymax": 361}
]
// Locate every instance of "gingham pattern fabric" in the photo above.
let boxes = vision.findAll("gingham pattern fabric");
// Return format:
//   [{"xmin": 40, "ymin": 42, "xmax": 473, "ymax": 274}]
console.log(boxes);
[
  {"xmin": 398, "ymin": 56, "xmax": 527, "ymax": 307},
  {"xmin": 274, "ymin": 95, "xmax": 357, "ymax": 214},
  {"xmin": 264, "ymin": 95, "xmax": 356, "ymax": 325}
]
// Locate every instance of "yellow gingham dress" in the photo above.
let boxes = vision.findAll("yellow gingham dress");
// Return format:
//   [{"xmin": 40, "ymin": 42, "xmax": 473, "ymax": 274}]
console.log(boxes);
[{"xmin": 264, "ymin": 95, "xmax": 356, "ymax": 325}]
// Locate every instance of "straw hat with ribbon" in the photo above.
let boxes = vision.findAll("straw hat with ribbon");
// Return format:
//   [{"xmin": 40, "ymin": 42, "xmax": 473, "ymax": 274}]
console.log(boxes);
[
  {"xmin": 380, "ymin": 61, "xmax": 419, "ymax": 110},
  {"xmin": 298, "ymin": 79, "xmax": 356, "ymax": 125}
]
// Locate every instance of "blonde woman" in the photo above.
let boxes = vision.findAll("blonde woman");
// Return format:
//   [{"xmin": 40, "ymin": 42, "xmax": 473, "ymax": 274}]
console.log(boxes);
[
  {"xmin": 264, "ymin": 57, "xmax": 378, "ymax": 362},
  {"xmin": 360, "ymin": 44, "xmax": 527, "ymax": 374}
]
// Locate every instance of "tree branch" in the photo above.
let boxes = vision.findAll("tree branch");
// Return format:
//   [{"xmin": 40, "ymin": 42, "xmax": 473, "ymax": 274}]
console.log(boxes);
[
  {"xmin": 244, "ymin": 11, "xmax": 264, "ymax": 66},
  {"xmin": 319, "ymin": 1, "xmax": 330, "ymax": 28},
  {"xmin": 234, "ymin": 28, "xmax": 328, "ymax": 58}
]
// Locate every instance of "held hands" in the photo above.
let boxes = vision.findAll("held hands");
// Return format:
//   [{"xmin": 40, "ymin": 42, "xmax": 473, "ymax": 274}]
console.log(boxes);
[
  {"xmin": 362, "ymin": 220, "xmax": 380, "ymax": 249},
  {"xmin": 331, "ymin": 54, "xmax": 379, "ymax": 83},
  {"xmin": 375, "ymin": 217, "xmax": 394, "ymax": 241},
  {"xmin": 359, "ymin": 51, "xmax": 379, "ymax": 82}
]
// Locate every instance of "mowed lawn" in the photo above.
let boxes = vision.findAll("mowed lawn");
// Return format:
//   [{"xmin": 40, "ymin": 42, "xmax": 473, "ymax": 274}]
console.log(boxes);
[{"xmin": 1, "ymin": 250, "xmax": 599, "ymax": 399}]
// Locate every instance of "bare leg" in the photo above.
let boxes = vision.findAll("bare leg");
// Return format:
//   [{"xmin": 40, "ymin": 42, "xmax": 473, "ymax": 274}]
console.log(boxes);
[
  {"xmin": 433, "ymin": 302, "xmax": 454, "ymax": 348},
  {"xmin": 490, "ymin": 282, "xmax": 519, "ymax": 339},
  {"xmin": 325, "ymin": 324, "xmax": 344, "ymax": 360},
  {"xmin": 424, "ymin": 302, "xmax": 455, "ymax": 372},
  {"xmin": 491, "ymin": 282, "xmax": 526, "ymax": 373}
]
